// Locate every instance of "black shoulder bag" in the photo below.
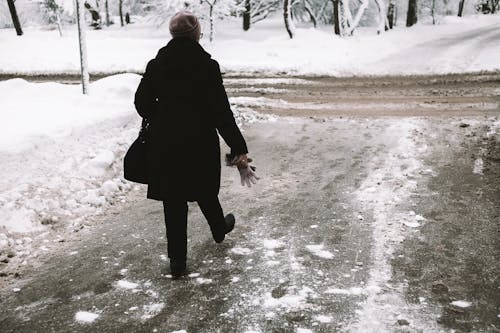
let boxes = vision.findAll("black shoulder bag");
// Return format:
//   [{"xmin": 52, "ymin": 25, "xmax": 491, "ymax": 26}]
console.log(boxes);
[{"xmin": 123, "ymin": 118, "xmax": 149, "ymax": 184}]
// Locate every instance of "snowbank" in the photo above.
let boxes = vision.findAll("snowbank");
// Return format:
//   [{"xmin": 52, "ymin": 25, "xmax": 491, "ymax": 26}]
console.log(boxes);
[
  {"xmin": 0, "ymin": 74, "xmax": 140, "ymax": 153},
  {"xmin": 0, "ymin": 15, "xmax": 499, "ymax": 76},
  {"xmin": 0, "ymin": 75, "xmax": 142, "ymax": 267}
]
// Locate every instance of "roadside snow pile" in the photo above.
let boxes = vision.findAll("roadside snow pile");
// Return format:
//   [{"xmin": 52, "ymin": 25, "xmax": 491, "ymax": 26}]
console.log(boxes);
[
  {"xmin": 0, "ymin": 14, "xmax": 499, "ymax": 76},
  {"xmin": 0, "ymin": 74, "xmax": 142, "ymax": 268}
]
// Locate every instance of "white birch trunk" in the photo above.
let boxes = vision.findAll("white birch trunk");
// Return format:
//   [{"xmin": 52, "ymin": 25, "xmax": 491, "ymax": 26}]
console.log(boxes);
[
  {"xmin": 374, "ymin": 0, "xmax": 387, "ymax": 34},
  {"xmin": 56, "ymin": 11, "xmax": 63, "ymax": 37},
  {"xmin": 347, "ymin": 0, "xmax": 369, "ymax": 35},
  {"xmin": 76, "ymin": 0, "xmax": 90, "ymax": 94},
  {"xmin": 343, "ymin": 0, "xmax": 353, "ymax": 28}
]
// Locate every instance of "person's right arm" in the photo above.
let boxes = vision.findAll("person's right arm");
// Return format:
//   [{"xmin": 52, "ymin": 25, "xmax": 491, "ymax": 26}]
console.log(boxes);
[{"xmin": 134, "ymin": 59, "xmax": 157, "ymax": 119}]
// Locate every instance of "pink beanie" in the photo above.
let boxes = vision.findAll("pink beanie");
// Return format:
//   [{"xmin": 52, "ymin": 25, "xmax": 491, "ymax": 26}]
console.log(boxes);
[{"xmin": 169, "ymin": 11, "xmax": 201, "ymax": 39}]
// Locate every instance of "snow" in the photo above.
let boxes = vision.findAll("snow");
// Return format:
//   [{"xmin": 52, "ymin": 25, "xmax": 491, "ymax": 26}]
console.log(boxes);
[
  {"xmin": 473, "ymin": 158, "xmax": 484, "ymax": 175},
  {"xmin": 141, "ymin": 303, "xmax": 165, "ymax": 320},
  {"xmin": 305, "ymin": 244, "xmax": 334, "ymax": 259},
  {"xmin": 75, "ymin": 311, "xmax": 100, "ymax": 323},
  {"xmin": 0, "ymin": 74, "xmax": 139, "ymax": 153},
  {"xmin": 351, "ymin": 119, "xmax": 435, "ymax": 331},
  {"xmin": 314, "ymin": 315, "xmax": 333, "ymax": 323},
  {"xmin": 116, "ymin": 279, "xmax": 139, "ymax": 290},
  {"xmin": 0, "ymin": 74, "xmax": 144, "ymax": 265},
  {"xmin": 450, "ymin": 300, "xmax": 472, "ymax": 308},
  {"xmin": 1, "ymin": 15, "xmax": 500, "ymax": 76},
  {"xmin": 262, "ymin": 239, "xmax": 284, "ymax": 249},
  {"xmin": 296, "ymin": 329, "xmax": 313, "ymax": 333},
  {"xmin": 230, "ymin": 247, "xmax": 253, "ymax": 255},
  {"xmin": 262, "ymin": 286, "xmax": 315, "ymax": 310},
  {"xmin": 195, "ymin": 277, "xmax": 213, "ymax": 284}
]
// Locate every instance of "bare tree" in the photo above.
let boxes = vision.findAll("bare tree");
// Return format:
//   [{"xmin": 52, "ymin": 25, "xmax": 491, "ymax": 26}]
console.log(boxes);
[
  {"xmin": 457, "ymin": 0, "xmax": 465, "ymax": 16},
  {"xmin": 119, "ymin": 0, "xmax": 124, "ymax": 26},
  {"xmin": 406, "ymin": 0, "xmax": 417, "ymax": 26},
  {"xmin": 387, "ymin": 0, "xmax": 396, "ymax": 28},
  {"xmin": 105, "ymin": 0, "xmax": 110, "ymax": 26},
  {"xmin": 429, "ymin": 0, "xmax": 436, "ymax": 25},
  {"xmin": 76, "ymin": 0, "xmax": 90, "ymax": 94},
  {"xmin": 284, "ymin": 0, "xmax": 294, "ymax": 38},
  {"xmin": 6, "ymin": 0, "xmax": 23, "ymax": 36},
  {"xmin": 243, "ymin": 0, "xmax": 250, "ymax": 30},
  {"xmin": 331, "ymin": 0, "xmax": 340, "ymax": 35}
]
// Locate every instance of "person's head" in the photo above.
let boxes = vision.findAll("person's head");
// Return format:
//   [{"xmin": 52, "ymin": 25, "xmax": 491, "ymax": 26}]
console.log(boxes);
[{"xmin": 169, "ymin": 11, "xmax": 202, "ymax": 41}]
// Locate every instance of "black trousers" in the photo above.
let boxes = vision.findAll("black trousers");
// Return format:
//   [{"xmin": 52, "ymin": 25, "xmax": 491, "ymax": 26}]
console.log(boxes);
[{"xmin": 162, "ymin": 196, "xmax": 226, "ymax": 261}]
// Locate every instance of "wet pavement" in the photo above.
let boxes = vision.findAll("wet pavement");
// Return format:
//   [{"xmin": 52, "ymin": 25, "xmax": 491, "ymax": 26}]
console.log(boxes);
[{"xmin": 0, "ymin": 74, "xmax": 499, "ymax": 332}]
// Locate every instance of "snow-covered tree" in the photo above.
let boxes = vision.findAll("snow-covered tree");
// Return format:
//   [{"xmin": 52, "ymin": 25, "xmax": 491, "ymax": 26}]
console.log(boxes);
[
  {"xmin": 149, "ymin": 0, "xmax": 239, "ymax": 41},
  {"xmin": 249, "ymin": 0, "xmax": 280, "ymax": 23},
  {"xmin": 41, "ymin": 0, "xmax": 65, "ymax": 35}
]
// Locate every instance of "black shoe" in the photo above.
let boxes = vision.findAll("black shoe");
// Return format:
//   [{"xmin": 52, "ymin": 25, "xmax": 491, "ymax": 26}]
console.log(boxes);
[
  {"xmin": 170, "ymin": 259, "xmax": 187, "ymax": 279},
  {"xmin": 225, "ymin": 213, "xmax": 235, "ymax": 235},
  {"xmin": 214, "ymin": 214, "xmax": 235, "ymax": 244}
]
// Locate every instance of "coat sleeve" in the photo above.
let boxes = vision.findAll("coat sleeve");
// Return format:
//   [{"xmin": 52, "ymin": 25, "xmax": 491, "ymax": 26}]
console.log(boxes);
[
  {"xmin": 134, "ymin": 59, "xmax": 157, "ymax": 119},
  {"xmin": 210, "ymin": 61, "xmax": 248, "ymax": 156}
]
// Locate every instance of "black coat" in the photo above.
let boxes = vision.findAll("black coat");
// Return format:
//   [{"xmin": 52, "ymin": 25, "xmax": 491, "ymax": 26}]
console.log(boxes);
[{"xmin": 134, "ymin": 37, "xmax": 248, "ymax": 201}]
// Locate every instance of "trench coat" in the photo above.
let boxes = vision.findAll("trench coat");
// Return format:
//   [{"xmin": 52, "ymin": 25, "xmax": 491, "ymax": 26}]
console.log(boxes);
[{"xmin": 134, "ymin": 37, "xmax": 248, "ymax": 201}]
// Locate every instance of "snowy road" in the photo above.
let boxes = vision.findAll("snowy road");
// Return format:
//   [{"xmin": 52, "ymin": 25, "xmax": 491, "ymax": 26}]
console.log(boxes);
[{"xmin": 0, "ymin": 74, "xmax": 499, "ymax": 332}]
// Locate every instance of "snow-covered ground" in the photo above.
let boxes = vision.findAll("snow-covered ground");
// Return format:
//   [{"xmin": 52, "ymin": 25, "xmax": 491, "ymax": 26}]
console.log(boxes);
[{"xmin": 0, "ymin": 14, "xmax": 499, "ymax": 76}]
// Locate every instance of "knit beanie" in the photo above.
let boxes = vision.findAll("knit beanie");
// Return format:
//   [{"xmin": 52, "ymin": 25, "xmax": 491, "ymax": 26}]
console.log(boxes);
[{"xmin": 169, "ymin": 11, "xmax": 201, "ymax": 40}]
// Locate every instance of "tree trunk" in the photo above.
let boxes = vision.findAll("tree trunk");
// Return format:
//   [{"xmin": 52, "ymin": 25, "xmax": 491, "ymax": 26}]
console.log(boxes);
[
  {"xmin": 284, "ymin": 0, "xmax": 294, "ymax": 38},
  {"xmin": 105, "ymin": 0, "xmax": 110, "ymax": 26},
  {"xmin": 374, "ymin": 0, "xmax": 387, "ymax": 33},
  {"xmin": 56, "ymin": 11, "xmax": 63, "ymax": 36},
  {"xmin": 6, "ymin": 0, "xmax": 23, "ymax": 36},
  {"xmin": 387, "ymin": 2, "xmax": 395, "ymax": 29},
  {"xmin": 406, "ymin": 0, "xmax": 417, "ymax": 26},
  {"xmin": 119, "ymin": 0, "xmax": 124, "ymax": 27},
  {"xmin": 457, "ymin": 0, "xmax": 465, "ymax": 16},
  {"xmin": 76, "ymin": 0, "xmax": 90, "ymax": 94},
  {"xmin": 332, "ymin": 0, "xmax": 341, "ymax": 35},
  {"xmin": 431, "ymin": 0, "xmax": 436, "ymax": 24},
  {"xmin": 243, "ymin": 0, "xmax": 250, "ymax": 31}
]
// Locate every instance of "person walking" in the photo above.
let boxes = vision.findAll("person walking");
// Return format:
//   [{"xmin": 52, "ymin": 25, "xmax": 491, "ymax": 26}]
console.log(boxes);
[{"xmin": 134, "ymin": 11, "xmax": 258, "ymax": 279}]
